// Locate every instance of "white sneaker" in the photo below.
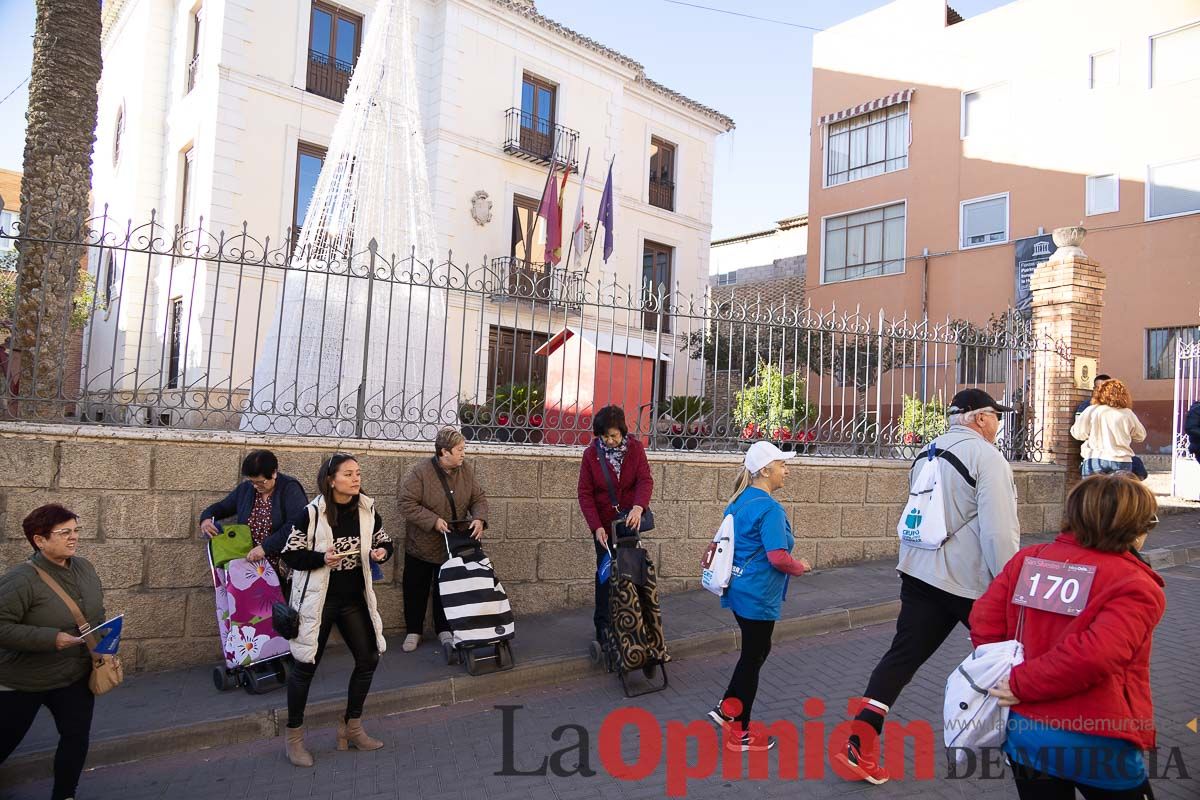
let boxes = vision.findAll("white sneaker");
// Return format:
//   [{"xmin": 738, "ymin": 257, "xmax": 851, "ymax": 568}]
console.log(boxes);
[
  {"xmin": 438, "ymin": 631, "xmax": 454, "ymax": 646},
  {"xmin": 401, "ymin": 634, "xmax": 420, "ymax": 652}
]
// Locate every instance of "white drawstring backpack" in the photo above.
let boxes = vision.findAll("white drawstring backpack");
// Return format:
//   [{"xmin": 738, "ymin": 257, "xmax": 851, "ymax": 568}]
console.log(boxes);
[{"xmin": 700, "ymin": 513, "xmax": 736, "ymax": 597}]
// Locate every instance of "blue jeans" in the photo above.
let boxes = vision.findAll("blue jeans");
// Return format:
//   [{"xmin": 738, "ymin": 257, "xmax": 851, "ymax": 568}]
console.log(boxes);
[{"xmin": 1080, "ymin": 458, "xmax": 1133, "ymax": 477}]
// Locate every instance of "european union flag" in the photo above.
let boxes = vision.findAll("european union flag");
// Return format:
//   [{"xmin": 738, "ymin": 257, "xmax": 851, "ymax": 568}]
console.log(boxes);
[{"xmin": 91, "ymin": 615, "xmax": 124, "ymax": 655}]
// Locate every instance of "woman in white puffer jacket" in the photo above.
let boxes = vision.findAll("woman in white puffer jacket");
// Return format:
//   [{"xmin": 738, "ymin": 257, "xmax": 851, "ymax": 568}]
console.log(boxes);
[{"xmin": 1071, "ymin": 378, "xmax": 1146, "ymax": 477}]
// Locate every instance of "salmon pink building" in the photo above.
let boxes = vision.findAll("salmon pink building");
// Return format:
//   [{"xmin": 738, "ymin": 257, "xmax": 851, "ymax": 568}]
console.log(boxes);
[{"xmin": 805, "ymin": 0, "xmax": 1200, "ymax": 452}]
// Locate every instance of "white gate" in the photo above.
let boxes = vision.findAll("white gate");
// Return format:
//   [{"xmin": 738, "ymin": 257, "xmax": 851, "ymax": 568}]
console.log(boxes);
[{"xmin": 1171, "ymin": 340, "xmax": 1200, "ymax": 500}]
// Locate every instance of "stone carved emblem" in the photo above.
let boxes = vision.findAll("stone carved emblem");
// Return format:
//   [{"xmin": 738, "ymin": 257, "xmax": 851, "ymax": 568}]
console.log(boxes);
[{"xmin": 470, "ymin": 190, "xmax": 493, "ymax": 227}]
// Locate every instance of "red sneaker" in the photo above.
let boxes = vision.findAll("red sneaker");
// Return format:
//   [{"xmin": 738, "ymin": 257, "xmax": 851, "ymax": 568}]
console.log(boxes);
[{"xmin": 833, "ymin": 740, "xmax": 889, "ymax": 785}]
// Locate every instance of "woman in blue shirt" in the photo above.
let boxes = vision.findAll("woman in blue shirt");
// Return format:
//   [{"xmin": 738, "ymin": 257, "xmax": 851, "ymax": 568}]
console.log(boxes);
[{"xmin": 708, "ymin": 441, "xmax": 811, "ymax": 752}]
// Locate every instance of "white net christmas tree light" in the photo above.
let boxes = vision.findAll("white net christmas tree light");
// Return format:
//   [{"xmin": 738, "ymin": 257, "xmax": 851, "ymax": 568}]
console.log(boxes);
[{"xmin": 247, "ymin": 0, "xmax": 448, "ymax": 438}]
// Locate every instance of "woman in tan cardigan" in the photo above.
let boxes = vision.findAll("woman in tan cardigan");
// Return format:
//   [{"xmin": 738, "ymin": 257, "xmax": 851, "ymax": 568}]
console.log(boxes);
[{"xmin": 398, "ymin": 427, "xmax": 489, "ymax": 652}]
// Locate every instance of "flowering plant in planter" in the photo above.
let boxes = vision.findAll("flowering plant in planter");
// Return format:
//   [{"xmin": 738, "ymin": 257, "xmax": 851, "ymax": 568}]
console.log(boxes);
[{"xmin": 733, "ymin": 365, "xmax": 814, "ymax": 447}]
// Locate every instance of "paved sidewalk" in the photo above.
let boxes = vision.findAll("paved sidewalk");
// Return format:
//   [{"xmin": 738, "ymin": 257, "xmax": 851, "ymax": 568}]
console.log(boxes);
[
  {"xmin": 7, "ymin": 561, "xmax": 1199, "ymax": 799},
  {"xmin": 5, "ymin": 511, "xmax": 1197, "ymax": 788}
]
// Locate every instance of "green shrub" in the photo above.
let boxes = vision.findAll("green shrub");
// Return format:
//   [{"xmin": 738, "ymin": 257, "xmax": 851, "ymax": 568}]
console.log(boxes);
[
  {"xmin": 899, "ymin": 394, "xmax": 948, "ymax": 441},
  {"xmin": 490, "ymin": 382, "xmax": 544, "ymax": 417},
  {"xmin": 732, "ymin": 364, "xmax": 814, "ymax": 433},
  {"xmin": 662, "ymin": 395, "xmax": 712, "ymax": 423}
]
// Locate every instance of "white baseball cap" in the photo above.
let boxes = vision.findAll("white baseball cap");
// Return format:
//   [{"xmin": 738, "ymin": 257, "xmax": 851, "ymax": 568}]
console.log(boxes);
[{"xmin": 744, "ymin": 440, "xmax": 797, "ymax": 474}]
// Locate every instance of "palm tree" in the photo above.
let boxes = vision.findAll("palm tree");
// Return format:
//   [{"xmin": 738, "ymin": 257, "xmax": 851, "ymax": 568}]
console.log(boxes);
[{"xmin": 6, "ymin": 0, "xmax": 102, "ymax": 417}]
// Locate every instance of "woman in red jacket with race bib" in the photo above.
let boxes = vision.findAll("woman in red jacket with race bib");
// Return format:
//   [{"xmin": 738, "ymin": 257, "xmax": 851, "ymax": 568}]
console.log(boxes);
[{"xmin": 969, "ymin": 473, "xmax": 1164, "ymax": 800}]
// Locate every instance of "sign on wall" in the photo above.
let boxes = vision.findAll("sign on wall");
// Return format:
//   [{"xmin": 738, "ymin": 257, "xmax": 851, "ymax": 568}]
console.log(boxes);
[
  {"xmin": 1014, "ymin": 234, "xmax": 1055, "ymax": 316},
  {"xmin": 1074, "ymin": 357, "xmax": 1099, "ymax": 390}
]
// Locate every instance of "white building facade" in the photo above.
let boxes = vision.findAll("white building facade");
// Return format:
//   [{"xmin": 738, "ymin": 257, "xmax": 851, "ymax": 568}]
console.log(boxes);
[{"xmin": 87, "ymin": 0, "xmax": 733, "ymax": 430}]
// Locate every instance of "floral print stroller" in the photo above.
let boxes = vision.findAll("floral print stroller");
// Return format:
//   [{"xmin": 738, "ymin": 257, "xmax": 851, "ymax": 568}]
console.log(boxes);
[{"xmin": 207, "ymin": 524, "xmax": 292, "ymax": 693}]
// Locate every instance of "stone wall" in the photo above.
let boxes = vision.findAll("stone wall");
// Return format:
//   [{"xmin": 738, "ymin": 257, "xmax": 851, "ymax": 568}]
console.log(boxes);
[{"xmin": 0, "ymin": 425, "xmax": 1068, "ymax": 671}]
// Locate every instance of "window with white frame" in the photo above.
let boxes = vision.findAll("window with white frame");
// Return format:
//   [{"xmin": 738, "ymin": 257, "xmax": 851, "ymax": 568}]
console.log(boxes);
[
  {"xmin": 1151, "ymin": 22, "xmax": 1200, "ymax": 88},
  {"xmin": 1088, "ymin": 49, "xmax": 1118, "ymax": 89},
  {"xmin": 1147, "ymin": 326, "xmax": 1200, "ymax": 379},
  {"xmin": 0, "ymin": 209, "xmax": 15, "ymax": 252},
  {"xmin": 716, "ymin": 271, "xmax": 737, "ymax": 286},
  {"xmin": 1085, "ymin": 174, "xmax": 1118, "ymax": 216},
  {"xmin": 822, "ymin": 201, "xmax": 905, "ymax": 284},
  {"xmin": 1147, "ymin": 156, "xmax": 1200, "ymax": 220},
  {"xmin": 961, "ymin": 194, "xmax": 1008, "ymax": 248},
  {"xmin": 825, "ymin": 103, "xmax": 909, "ymax": 186},
  {"xmin": 961, "ymin": 84, "xmax": 1008, "ymax": 138}
]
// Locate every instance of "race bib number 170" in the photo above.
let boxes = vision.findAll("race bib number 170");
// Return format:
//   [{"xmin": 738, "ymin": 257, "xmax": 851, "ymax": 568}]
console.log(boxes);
[{"xmin": 1011, "ymin": 557, "xmax": 1096, "ymax": 616}]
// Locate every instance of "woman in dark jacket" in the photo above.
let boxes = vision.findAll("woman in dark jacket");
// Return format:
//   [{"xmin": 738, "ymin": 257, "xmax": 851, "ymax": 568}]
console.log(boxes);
[
  {"xmin": 0, "ymin": 504, "xmax": 106, "ymax": 800},
  {"xmin": 200, "ymin": 450, "xmax": 308, "ymax": 586},
  {"xmin": 971, "ymin": 474, "xmax": 1164, "ymax": 799},
  {"xmin": 577, "ymin": 405, "xmax": 654, "ymax": 643}
]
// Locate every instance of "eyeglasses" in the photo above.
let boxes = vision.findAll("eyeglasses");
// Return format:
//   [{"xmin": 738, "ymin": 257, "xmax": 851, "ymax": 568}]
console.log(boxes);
[
  {"xmin": 1145, "ymin": 515, "xmax": 1159, "ymax": 531},
  {"xmin": 247, "ymin": 477, "xmax": 274, "ymax": 488},
  {"xmin": 47, "ymin": 525, "xmax": 83, "ymax": 538}
]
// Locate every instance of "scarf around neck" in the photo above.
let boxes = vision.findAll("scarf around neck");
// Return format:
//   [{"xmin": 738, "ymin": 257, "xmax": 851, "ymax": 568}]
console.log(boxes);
[{"xmin": 600, "ymin": 438, "xmax": 628, "ymax": 478}]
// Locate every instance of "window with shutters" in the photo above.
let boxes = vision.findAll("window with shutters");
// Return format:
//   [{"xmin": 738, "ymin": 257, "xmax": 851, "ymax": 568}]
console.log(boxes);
[
  {"xmin": 1085, "ymin": 174, "xmax": 1118, "ymax": 216},
  {"xmin": 960, "ymin": 193, "xmax": 1008, "ymax": 249}
]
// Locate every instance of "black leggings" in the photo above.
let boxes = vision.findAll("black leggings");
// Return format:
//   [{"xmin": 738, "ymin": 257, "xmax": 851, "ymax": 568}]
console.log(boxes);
[
  {"xmin": 402, "ymin": 552, "xmax": 448, "ymax": 635},
  {"xmin": 860, "ymin": 573, "xmax": 974, "ymax": 723},
  {"xmin": 1011, "ymin": 760, "xmax": 1156, "ymax": 800},
  {"xmin": 722, "ymin": 614, "xmax": 776, "ymax": 729},
  {"xmin": 286, "ymin": 592, "xmax": 380, "ymax": 728},
  {"xmin": 0, "ymin": 674, "xmax": 94, "ymax": 800}
]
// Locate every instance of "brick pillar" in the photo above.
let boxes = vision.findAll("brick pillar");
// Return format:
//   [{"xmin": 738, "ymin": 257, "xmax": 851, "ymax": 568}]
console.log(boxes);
[{"xmin": 1030, "ymin": 226, "xmax": 1105, "ymax": 474}]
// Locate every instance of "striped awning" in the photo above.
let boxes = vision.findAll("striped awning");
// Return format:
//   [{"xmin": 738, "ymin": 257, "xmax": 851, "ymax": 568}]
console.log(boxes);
[{"xmin": 818, "ymin": 88, "xmax": 915, "ymax": 126}]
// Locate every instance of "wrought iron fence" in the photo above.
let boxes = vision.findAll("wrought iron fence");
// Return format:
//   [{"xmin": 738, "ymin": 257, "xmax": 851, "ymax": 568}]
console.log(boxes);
[{"xmin": 0, "ymin": 211, "xmax": 1070, "ymax": 460}]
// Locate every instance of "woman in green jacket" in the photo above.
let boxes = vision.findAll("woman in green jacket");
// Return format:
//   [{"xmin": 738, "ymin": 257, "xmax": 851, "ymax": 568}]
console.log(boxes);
[{"xmin": 0, "ymin": 504, "xmax": 105, "ymax": 800}]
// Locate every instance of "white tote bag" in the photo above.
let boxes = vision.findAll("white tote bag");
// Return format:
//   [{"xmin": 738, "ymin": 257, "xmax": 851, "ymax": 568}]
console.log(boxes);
[
  {"xmin": 700, "ymin": 514, "xmax": 736, "ymax": 597},
  {"xmin": 943, "ymin": 634, "xmax": 1025, "ymax": 768}
]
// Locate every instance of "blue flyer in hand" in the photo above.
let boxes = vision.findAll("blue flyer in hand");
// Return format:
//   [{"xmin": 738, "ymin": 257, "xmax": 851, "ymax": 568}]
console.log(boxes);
[{"xmin": 90, "ymin": 615, "xmax": 124, "ymax": 655}]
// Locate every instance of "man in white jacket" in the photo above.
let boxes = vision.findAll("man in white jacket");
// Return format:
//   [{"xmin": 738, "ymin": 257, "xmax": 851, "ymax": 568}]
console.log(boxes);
[{"xmin": 835, "ymin": 388, "xmax": 1021, "ymax": 785}]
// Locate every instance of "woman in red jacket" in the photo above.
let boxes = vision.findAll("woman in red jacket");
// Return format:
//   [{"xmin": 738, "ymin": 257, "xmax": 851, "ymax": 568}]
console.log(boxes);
[
  {"xmin": 577, "ymin": 405, "xmax": 654, "ymax": 644},
  {"xmin": 970, "ymin": 473, "xmax": 1164, "ymax": 800}
]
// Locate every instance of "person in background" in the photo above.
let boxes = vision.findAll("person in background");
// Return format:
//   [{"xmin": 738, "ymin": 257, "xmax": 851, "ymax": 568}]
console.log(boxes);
[
  {"xmin": 280, "ymin": 453, "xmax": 392, "ymax": 767},
  {"xmin": 707, "ymin": 441, "xmax": 810, "ymax": 753},
  {"xmin": 398, "ymin": 427, "xmax": 488, "ymax": 653},
  {"xmin": 0, "ymin": 505, "xmax": 105, "ymax": 800},
  {"xmin": 1071, "ymin": 379, "xmax": 1146, "ymax": 477},
  {"xmin": 1074, "ymin": 373, "xmax": 1110, "ymax": 418},
  {"xmin": 577, "ymin": 405, "xmax": 654, "ymax": 645},
  {"xmin": 836, "ymin": 388, "xmax": 1021, "ymax": 785},
  {"xmin": 971, "ymin": 474, "xmax": 1163, "ymax": 799},
  {"xmin": 200, "ymin": 450, "xmax": 308, "ymax": 589},
  {"xmin": 1185, "ymin": 400, "xmax": 1200, "ymax": 466}
]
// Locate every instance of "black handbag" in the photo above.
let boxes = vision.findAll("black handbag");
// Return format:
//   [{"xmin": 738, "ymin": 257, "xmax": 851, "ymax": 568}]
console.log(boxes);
[
  {"xmin": 595, "ymin": 440, "xmax": 654, "ymax": 539},
  {"xmin": 272, "ymin": 508, "xmax": 313, "ymax": 640}
]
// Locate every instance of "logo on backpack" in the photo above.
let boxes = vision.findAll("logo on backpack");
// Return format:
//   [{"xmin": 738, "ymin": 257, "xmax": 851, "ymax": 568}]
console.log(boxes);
[
  {"xmin": 901, "ymin": 508, "xmax": 923, "ymax": 540},
  {"xmin": 896, "ymin": 444, "xmax": 972, "ymax": 551}
]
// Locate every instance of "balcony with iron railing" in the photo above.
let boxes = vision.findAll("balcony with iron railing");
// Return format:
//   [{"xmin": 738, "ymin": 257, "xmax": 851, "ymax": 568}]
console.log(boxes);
[
  {"xmin": 649, "ymin": 177, "xmax": 675, "ymax": 212},
  {"xmin": 185, "ymin": 54, "xmax": 200, "ymax": 93},
  {"xmin": 503, "ymin": 108, "xmax": 579, "ymax": 171},
  {"xmin": 489, "ymin": 256, "xmax": 583, "ymax": 307},
  {"xmin": 307, "ymin": 49, "xmax": 354, "ymax": 103}
]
